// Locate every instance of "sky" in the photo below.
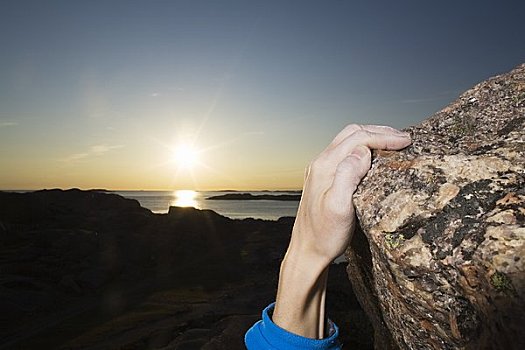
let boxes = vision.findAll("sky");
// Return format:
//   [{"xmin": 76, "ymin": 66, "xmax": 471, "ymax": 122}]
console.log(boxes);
[{"xmin": 1, "ymin": 0, "xmax": 524, "ymax": 191}]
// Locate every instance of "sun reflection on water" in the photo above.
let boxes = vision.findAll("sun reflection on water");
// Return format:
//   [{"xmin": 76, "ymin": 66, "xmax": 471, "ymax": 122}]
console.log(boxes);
[{"xmin": 172, "ymin": 190, "xmax": 199, "ymax": 208}]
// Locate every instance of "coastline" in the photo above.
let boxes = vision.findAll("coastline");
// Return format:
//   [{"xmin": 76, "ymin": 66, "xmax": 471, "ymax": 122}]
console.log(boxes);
[
  {"xmin": 206, "ymin": 193, "xmax": 301, "ymax": 201},
  {"xmin": 1, "ymin": 189, "xmax": 300, "ymax": 221}
]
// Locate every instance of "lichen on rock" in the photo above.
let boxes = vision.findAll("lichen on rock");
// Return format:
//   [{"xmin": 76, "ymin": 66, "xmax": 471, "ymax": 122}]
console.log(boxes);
[{"xmin": 347, "ymin": 63, "xmax": 525, "ymax": 349}]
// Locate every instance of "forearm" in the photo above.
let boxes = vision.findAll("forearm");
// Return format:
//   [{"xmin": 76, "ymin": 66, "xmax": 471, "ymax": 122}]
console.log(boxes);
[
  {"xmin": 273, "ymin": 247, "xmax": 331, "ymax": 339},
  {"xmin": 246, "ymin": 125, "xmax": 411, "ymax": 349}
]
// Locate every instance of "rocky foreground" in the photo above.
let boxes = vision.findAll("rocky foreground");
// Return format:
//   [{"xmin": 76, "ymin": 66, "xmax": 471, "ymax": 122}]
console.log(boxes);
[
  {"xmin": 0, "ymin": 189, "xmax": 370, "ymax": 349},
  {"xmin": 348, "ymin": 64, "xmax": 525, "ymax": 349}
]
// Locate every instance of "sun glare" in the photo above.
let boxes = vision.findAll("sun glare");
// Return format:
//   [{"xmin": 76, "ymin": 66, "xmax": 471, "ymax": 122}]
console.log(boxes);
[
  {"xmin": 173, "ymin": 144, "xmax": 199, "ymax": 169},
  {"xmin": 173, "ymin": 190, "xmax": 198, "ymax": 207}
]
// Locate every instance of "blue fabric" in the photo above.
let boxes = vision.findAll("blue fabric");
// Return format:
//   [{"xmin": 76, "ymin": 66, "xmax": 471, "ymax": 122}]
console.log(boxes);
[{"xmin": 245, "ymin": 303, "xmax": 342, "ymax": 349}]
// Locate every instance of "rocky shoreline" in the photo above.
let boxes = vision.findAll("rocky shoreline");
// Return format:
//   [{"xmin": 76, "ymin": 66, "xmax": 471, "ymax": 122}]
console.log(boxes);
[{"xmin": 0, "ymin": 189, "xmax": 370, "ymax": 349}]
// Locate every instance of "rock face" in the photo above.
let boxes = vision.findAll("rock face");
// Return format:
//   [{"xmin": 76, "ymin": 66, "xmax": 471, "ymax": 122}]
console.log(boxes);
[{"xmin": 347, "ymin": 63, "xmax": 525, "ymax": 349}]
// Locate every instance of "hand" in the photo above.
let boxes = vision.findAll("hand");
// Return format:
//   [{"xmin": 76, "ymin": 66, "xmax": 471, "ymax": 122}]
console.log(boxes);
[
  {"xmin": 290, "ymin": 124, "xmax": 412, "ymax": 265},
  {"xmin": 273, "ymin": 124, "xmax": 411, "ymax": 339}
]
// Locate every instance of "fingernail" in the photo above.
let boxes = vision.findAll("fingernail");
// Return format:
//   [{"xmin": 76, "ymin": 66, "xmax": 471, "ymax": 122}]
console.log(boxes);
[{"xmin": 352, "ymin": 145, "xmax": 369, "ymax": 159}]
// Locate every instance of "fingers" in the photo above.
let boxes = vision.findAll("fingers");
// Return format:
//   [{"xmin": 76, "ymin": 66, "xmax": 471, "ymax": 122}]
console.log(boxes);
[
  {"xmin": 327, "ymin": 129, "xmax": 411, "ymax": 165},
  {"xmin": 329, "ymin": 124, "xmax": 408, "ymax": 148}
]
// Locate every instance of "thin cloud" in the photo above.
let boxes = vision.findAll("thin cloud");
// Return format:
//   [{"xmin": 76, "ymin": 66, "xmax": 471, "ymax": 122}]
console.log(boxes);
[
  {"xmin": 63, "ymin": 153, "xmax": 90, "ymax": 162},
  {"xmin": 0, "ymin": 121, "xmax": 18, "ymax": 128},
  {"xmin": 90, "ymin": 144, "xmax": 123, "ymax": 154},
  {"xmin": 61, "ymin": 144, "xmax": 124, "ymax": 162}
]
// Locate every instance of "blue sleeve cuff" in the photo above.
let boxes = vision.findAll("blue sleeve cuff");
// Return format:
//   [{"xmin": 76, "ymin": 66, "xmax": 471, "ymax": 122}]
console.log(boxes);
[{"xmin": 245, "ymin": 302, "xmax": 341, "ymax": 350}]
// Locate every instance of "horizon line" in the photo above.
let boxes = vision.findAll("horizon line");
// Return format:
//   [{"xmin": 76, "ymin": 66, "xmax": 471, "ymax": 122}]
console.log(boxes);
[{"xmin": 0, "ymin": 187, "xmax": 303, "ymax": 192}]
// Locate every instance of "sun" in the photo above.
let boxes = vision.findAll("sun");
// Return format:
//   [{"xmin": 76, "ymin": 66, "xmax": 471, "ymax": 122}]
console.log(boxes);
[{"xmin": 173, "ymin": 144, "xmax": 199, "ymax": 169}]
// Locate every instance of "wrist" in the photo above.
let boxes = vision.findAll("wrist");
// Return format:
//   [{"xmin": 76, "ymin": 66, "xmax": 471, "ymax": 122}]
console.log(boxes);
[
  {"xmin": 286, "ymin": 226, "xmax": 335, "ymax": 269},
  {"xmin": 273, "ymin": 248, "xmax": 330, "ymax": 339},
  {"xmin": 282, "ymin": 245, "xmax": 331, "ymax": 277}
]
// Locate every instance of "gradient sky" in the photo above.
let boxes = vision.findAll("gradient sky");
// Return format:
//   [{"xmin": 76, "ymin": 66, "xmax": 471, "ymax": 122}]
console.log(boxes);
[{"xmin": 1, "ymin": 0, "xmax": 524, "ymax": 190}]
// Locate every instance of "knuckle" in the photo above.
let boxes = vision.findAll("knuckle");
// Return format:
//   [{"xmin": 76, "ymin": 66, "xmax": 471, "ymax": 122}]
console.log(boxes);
[
  {"xmin": 385, "ymin": 138, "xmax": 399, "ymax": 150},
  {"xmin": 343, "ymin": 123, "xmax": 362, "ymax": 135},
  {"xmin": 330, "ymin": 124, "xmax": 363, "ymax": 148}
]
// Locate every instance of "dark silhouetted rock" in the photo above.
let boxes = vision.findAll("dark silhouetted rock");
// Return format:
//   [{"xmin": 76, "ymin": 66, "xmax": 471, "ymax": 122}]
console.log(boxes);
[
  {"xmin": 347, "ymin": 63, "xmax": 525, "ymax": 349},
  {"xmin": 0, "ymin": 188, "xmax": 366, "ymax": 349}
]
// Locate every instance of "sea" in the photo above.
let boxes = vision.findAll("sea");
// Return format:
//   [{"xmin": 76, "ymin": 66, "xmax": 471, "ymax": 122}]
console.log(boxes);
[{"xmin": 115, "ymin": 190, "xmax": 300, "ymax": 221}]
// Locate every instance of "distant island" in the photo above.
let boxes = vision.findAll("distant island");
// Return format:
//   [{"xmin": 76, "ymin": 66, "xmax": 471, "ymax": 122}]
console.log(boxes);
[
  {"xmin": 259, "ymin": 190, "xmax": 302, "ymax": 194},
  {"xmin": 212, "ymin": 190, "xmax": 301, "ymax": 194},
  {"xmin": 207, "ymin": 193, "xmax": 301, "ymax": 201}
]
